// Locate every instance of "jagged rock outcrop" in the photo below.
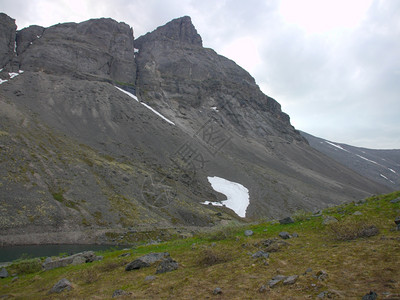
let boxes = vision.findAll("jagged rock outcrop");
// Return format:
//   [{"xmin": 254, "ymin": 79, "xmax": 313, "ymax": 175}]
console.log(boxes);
[{"xmin": 0, "ymin": 13, "xmax": 17, "ymax": 68}]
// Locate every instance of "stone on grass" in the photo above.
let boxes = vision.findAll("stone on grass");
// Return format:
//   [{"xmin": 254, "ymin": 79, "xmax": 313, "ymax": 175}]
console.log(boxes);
[
  {"xmin": 279, "ymin": 217, "xmax": 294, "ymax": 225},
  {"xmin": 362, "ymin": 291, "xmax": 378, "ymax": 300},
  {"xmin": 390, "ymin": 197, "xmax": 400, "ymax": 204},
  {"xmin": 268, "ymin": 275, "xmax": 287, "ymax": 288},
  {"xmin": 49, "ymin": 278, "xmax": 72, "ymax": 294},
  {"xmin": 252, "ymin": 251, "xmax": 270, "ymax": 259},
  {"xmin": 0, "ymin": 268, "xmax": 9, "ymax": 278},
  {"xmin": 258, "ymin": 285, "xmax": 267, "ymax": 293},
  {"xmin": 244, "ymin": 230, "xmax": 254, "ymax": 236},
  {"xmin": 316, "ymin": 270, "xmax": 328, "ymax": 281},
  {"xmin": 283, "ymin": 275, "xmax": 298, "ymax": 285},
  {"xmin": 292, "ymin": 233, "xmax": 299, "ymax": 238},
  {"xmin": 279, "ymin": 232, "xmax": 291, "ymax": 239},
  {"xmin": 125, "ymin": 252, "xmax": 169, "ymax": 271},
  {"xmin": 213, "ymin": 287, "xmax": 222, "ymax": 295},
  {"xmin": 322, "ymin": 216, "xmax": 338, "ymax": 225},
  {"xmin": 353, "ymin": 211, "xmax": 363, "ymax": 216},
  {"xmin": 156, "ymin": 257, "xmax": 178, "ymax": 274},
  {"xmin": 112, "ymin": 289, "xmax": 130, "ymax": 298},
  {"xmin": 72, "ymin": 256, "xmax": 86, "ymax": 265},
  {"xmin": 395, "ymin": 216, "xmax": 400, "ymax": 225},
  {"xmin": 144, "ymin": 275, "xmax": 156, "ymax": 281}
]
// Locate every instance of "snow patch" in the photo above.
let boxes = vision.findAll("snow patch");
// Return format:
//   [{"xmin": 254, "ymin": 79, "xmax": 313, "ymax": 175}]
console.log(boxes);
[
  {"xmin": 14, "ymin": 41, "xmax": 17, "ymax": 53},
  {"xmin": 114, "ymin": 86, "xmax": 175, "ymax": 125},
  {"xmin": 0, "ymin": 79, "xmax": 8, "ymax": 85},
  {"xmin": 134, "ymin": 48, "xmax": 139, "ymax": 53},
  {"xmin": 203, "ymin": 176, "xmax": 249, "ymax": 218},
  {"xmin": 19, "ymin": 70, "xmax": 24, "ymax": 74},
  {"xmin": 114, "ymin": 86, "xmax": 139, "ymax": 102},
  {"xmin": 389, "ymin": 168, "xmax": 397, "ymax": 174},
  {"xmin": 380, "ymin": 174, "xmax": 395, "ymax": 184},
  {"xmin": 0, "ymin": 68, "xmax": 3, "ymax": 72},
  {"xmin": 9, "ymin": 72, "xmax": 19, "ymax": 79},
  {"xmin": 356, "ymin": 154, "xmax": 378, "ymax": 165},
  {"xmin": 211, "ymin": 106, "xmax": 218, "ymax": 111},
  {"xmin": 325, "ymin": 141, "xmax": 349, "ymax": 152},
  {"xmin": 37, "ymin": 35, "xmax": 41, "ymax": 39}
]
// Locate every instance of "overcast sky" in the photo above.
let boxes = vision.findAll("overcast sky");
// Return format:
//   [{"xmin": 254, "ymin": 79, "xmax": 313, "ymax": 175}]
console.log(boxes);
[{"xmin": 2, "ymin": 0, "xmax": 399, "ymax": 149}]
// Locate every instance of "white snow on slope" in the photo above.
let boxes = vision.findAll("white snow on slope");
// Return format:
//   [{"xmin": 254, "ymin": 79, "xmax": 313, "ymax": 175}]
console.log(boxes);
[
  {"xmin": 325, "ymin": 141, "xmax": 349, "ymax": 152},
  {"xmin": 0, "ymin": 79, "xmax": 8, "ymax": 85},
  {"xmin": 114, "ymin": 86, "xmax": 139, "ymax": 102},
  {"xmin": 114, "ymin": 86, "xmax": 175, "ymax": 125},
  {"xmin": 389, "ymin": 168, "xmax": 397, "ymax": 174},
  {"xmin": 203, "ymin": 176, "xmax": 249, "ymax": 218},
  {"xmin": 9, "ymin": 72, "xmax": 19, "ymax": 79},
  {"xmin": 356, "ymin": 154, "xmax": 378, "ymax": 165},
  {"xmin": 380, "ymin": 174, "xmax": 395, "ymax": 184}
]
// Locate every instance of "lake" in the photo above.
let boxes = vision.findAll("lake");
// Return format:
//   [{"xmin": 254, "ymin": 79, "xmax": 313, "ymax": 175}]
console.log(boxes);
[{"xmin": 0, "ymin": 244, "xmax": 127, "ymax": 263}]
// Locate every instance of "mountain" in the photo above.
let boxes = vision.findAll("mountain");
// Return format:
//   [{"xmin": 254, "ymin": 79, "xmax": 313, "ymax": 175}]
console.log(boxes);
[
  {"xmin": 0, "ymin": 13, "xmax": 390, "ymax": 245},
  {"xmin": 301, "ymin": 131, "xmax": 400, "ymax": 190}
]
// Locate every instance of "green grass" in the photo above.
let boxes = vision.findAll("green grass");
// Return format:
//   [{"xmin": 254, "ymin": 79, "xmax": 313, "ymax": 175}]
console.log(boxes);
[{"xmin": 1, "ymin": 191, "xmax": 400, "ymax": 299}]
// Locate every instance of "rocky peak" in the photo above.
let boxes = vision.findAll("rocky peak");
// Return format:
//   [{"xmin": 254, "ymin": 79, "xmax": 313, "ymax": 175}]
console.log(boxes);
[
  {"xmin": 136, "ymin": 16, "xmax": 202, "ymax": 47},
  {"xmin": 0, "ymin": 13, "xmax": 17, "ymax": 68}
]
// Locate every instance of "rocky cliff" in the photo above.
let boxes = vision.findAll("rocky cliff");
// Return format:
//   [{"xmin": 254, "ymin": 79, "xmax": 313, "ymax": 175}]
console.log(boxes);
[{"xmin": 0, "ymin": 14, "xmax": 390, "ymax": 245}]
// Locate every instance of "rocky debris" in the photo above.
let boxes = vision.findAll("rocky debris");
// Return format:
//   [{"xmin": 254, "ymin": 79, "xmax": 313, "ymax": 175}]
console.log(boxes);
[
  {"xmin": 316, "ymin": 270, "xmax": 328, "ymax": 281},
  {"xmin": 49, "ymin": 278, "xmax": 72, "ymax": 294},
  {"xmin": 362, "ymin": 291, "xmax": 378, "ymax": 300},
  {"xmin": 244, "ymin": 230, "xmax": 254, "ymax": 236},
  {"xmin": 112, "ymin": 289, "xmax": 131, "ymax": 298},
  {"xmin": 254, "ymin": 238, "xmax": 289, "ymax": 252},
  {"xmin": 213, "ymin": 287, "xmax": 222, "ymax": 295},
  {"xmin": 125, "ymin": 252, "xmax": 169, "ymax": 271},
  {"xmin": 322, "ymin": 216, "xmax": 338, "ymax": 225},
  {"xmin": 0, "ymin": 268, "xmax": 9, "ymax": 278},
  {"xmin": 283, "ymin": 275, "xmax": 298, "ymax": 285},
  {"xmin": 390, "ymin": 197, "xmax": 400, "ymax": 204},
  {"xmin": 279, "ymin": 217, "xmax": 294, "ymax": 225},
  {"xmin": 268, "ymin": 275, "xmax": 287, "ymax": 288},
  {"xmin": 42, "ymin": 251, "xmax": 102, "ymax": 271},
  {"xmin": 251, "ymin": 251, "xmax": 270, "ymax": 259},
  {"xmin": 395, "ymin": 216, "xmax": 400, "ymax": 225},
  {"xmin": 279, "ymin": 232, "xmax": 291, "ymax": 239},
  {"xmin": 155, "ymin": 257, "xmax": 179, "ymax": 274}
]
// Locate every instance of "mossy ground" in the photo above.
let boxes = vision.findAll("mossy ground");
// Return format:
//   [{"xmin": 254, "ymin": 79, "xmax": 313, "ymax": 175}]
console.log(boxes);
[{"xmin": 1, "ymin": 191, "xmax": 399, "ymax": 299}]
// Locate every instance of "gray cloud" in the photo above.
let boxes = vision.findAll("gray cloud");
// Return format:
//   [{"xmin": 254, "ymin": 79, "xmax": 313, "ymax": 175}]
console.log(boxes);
[{"xmin": 1, "ymin": 0, "xmax": 399, "ymax": 148}]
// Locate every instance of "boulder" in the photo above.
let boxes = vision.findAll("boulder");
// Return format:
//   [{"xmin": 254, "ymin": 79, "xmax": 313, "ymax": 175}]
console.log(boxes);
[
  {"xmin": 279, "ymin": 232, "xmax": 291, "ymax": 239},
  {"xmin": 244, "ymin": 230, "xmax": 254, "ymax": 236},
  {"xmin": 395, "ymin": 216, "xmax": 400, "ymax": 225},
  {"xmin": 112, "ymin": 289, "xmax": 131, "ymax": 298},
  {"xmin": 322, "ymin": 216, "xmax": 338, "ymax": 225},
  {"xmin": 49, "ymin": 278, "xmax": 72, "ymax": 294},
  {"xmin": 283, "ymin": 275, "xmax": 298, "ymax": 285},
  {"xmin": 213, "ymin": 287, "xmax": 222, "ymax": 295},
  {"xmin": 125, "ymin": 252, "xmax": 169, "ymax": 271},
  {"xmin": 268, "ymin": 275, "xmax": 287, "ymax": 288},
  {"xmin": 0, "ymin": 268, "xmax": 9, "ymax": 278},
  {"xmin": 43, "ymin": 251, "xmax": 101, "ymax": 270},
  {"xmin": 251, "ymin": 251, "xmax": 270, "ymax": 259},
  {"xmin": 279, "ymin": 217, "xmax": 294, "ymax": 224},
  {"xmin": 390, "ymin": 197, "xmax": 400, "ymax": 204},
  {"xmin": 156, "ymin": 257, "xmax": 178, "ymax": 274},
  {"xmin": 362, "ymin": 291, "xmax": 378, "ymax": 300}
]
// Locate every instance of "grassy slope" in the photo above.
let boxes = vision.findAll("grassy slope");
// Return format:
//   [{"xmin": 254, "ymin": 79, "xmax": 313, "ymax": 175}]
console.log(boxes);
[{"xmin": 1, "ymin": 191, "xmax": 400, "ymax": 299}]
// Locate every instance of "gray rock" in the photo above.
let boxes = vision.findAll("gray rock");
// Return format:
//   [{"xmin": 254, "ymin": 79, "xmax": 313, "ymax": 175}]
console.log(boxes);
[
  {"xmin": 251, "ymin": 251, "xmax": 270, "ymax": 259},
  {"xmin": 353, "ymin": 211, "xmax": 363, "ymax": 215},
  {"xmin": 395, "ymin": 216, "xmax": 400, "ymax": 225},
  {"xmin": 144, "ymin": 275, "xmax": 156, "ymax": 281},
  {"xmin": 43, "ymin": 251, "xmax": 100, "ymax": 270},
  {"xmin": 279, "ymin": 232, "xmax": 291, "ymax": 239},
  {"xmin": 283, "ymin": 275, "xmax": 298, "ymax": 285},
  {"xmin": 49, "ymin": 278, "xmax": 72, "ymax": 294},
  {"xmin": 316, "ymin": 270, "xmax": 328, "ymax": 281},
  {"xmin": 390, "ymin": 197, "xmax": 400, "ymax": 204},
  {"xmin": 268, "ymin": 275, "xmax": 287, "ymax": 288},
  {"xmin": 213, "ymin": 287, "xmax": 222, "ymax": 295},
  {"xmin": 244, "ymin": 230, "xmax": 254, "ymax": 236},
  {"xmin": 112, "ymin": 289, "xmax": 130, "ymax": 298},
  {"xmin": 126, "ymin": 252, "xmax": 169, "ymax": 271},
  {"xmin": 0, "ymin": 268, "xmax": 9, "ymax": 278},
  {"xmin": 0, "ymin": 13, "xmax": 17, "ymax": 68},
  {"xmin": 72, "ymin": 256, "xmax": 86, "ymax": 265},
  {"xmin": 317, "ymin": 291, "xmax": 327, "ymax": 299},
  {"xmin": 362, "ymin": 291, "xmax": 378, "ymax": 300},
  {"xmin": 44, "ymin": 257, "xmax": 52, "ymax": 264},
  {"xmin": 258, "ymin": 285, "xmax": 267, "ymax": 293},
  {"xmin": 322, "ymin": 216, "xmax": 338, "ymax": 225},
  {"xmin": 279, "ymin": 217, "xmax": 294, "ymax": 224},
  {"xmin": 155, "ymin": 257, "xmax": 178, "ymax": 274},
  {"xmin": 118, "ymin": 253, "xmax": 131, "ymax": 257},
  {"xmin": 292, "ymin": 233, "xmax": 299, "ymax": 238}
]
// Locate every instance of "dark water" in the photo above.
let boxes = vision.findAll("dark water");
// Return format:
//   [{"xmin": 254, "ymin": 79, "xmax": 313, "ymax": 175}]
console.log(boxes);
[{"xmin": 0, "ymin": 244, "xmax": 126, "ymax": 263}]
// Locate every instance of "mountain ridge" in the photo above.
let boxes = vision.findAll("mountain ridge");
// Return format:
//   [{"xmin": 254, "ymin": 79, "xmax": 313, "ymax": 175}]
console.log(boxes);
[{"xmin": 0, "ymin": 13, "xmax": 390, "ymax": 245}]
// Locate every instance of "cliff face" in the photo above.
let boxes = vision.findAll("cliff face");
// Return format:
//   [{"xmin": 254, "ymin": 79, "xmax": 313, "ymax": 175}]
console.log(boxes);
[{"xmin": 0, "ymin": 14, "xmax": 390, "ymax": 245}]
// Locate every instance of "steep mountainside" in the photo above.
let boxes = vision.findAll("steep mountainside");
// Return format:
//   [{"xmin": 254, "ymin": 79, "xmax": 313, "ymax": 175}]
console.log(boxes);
[
  {"xmin": 301, "ymin": 131, "xmax": 400, "ymax": 190},
  {"xmin": 0, "ymin": 14, "xmax": 390, "ymax": 245}
]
